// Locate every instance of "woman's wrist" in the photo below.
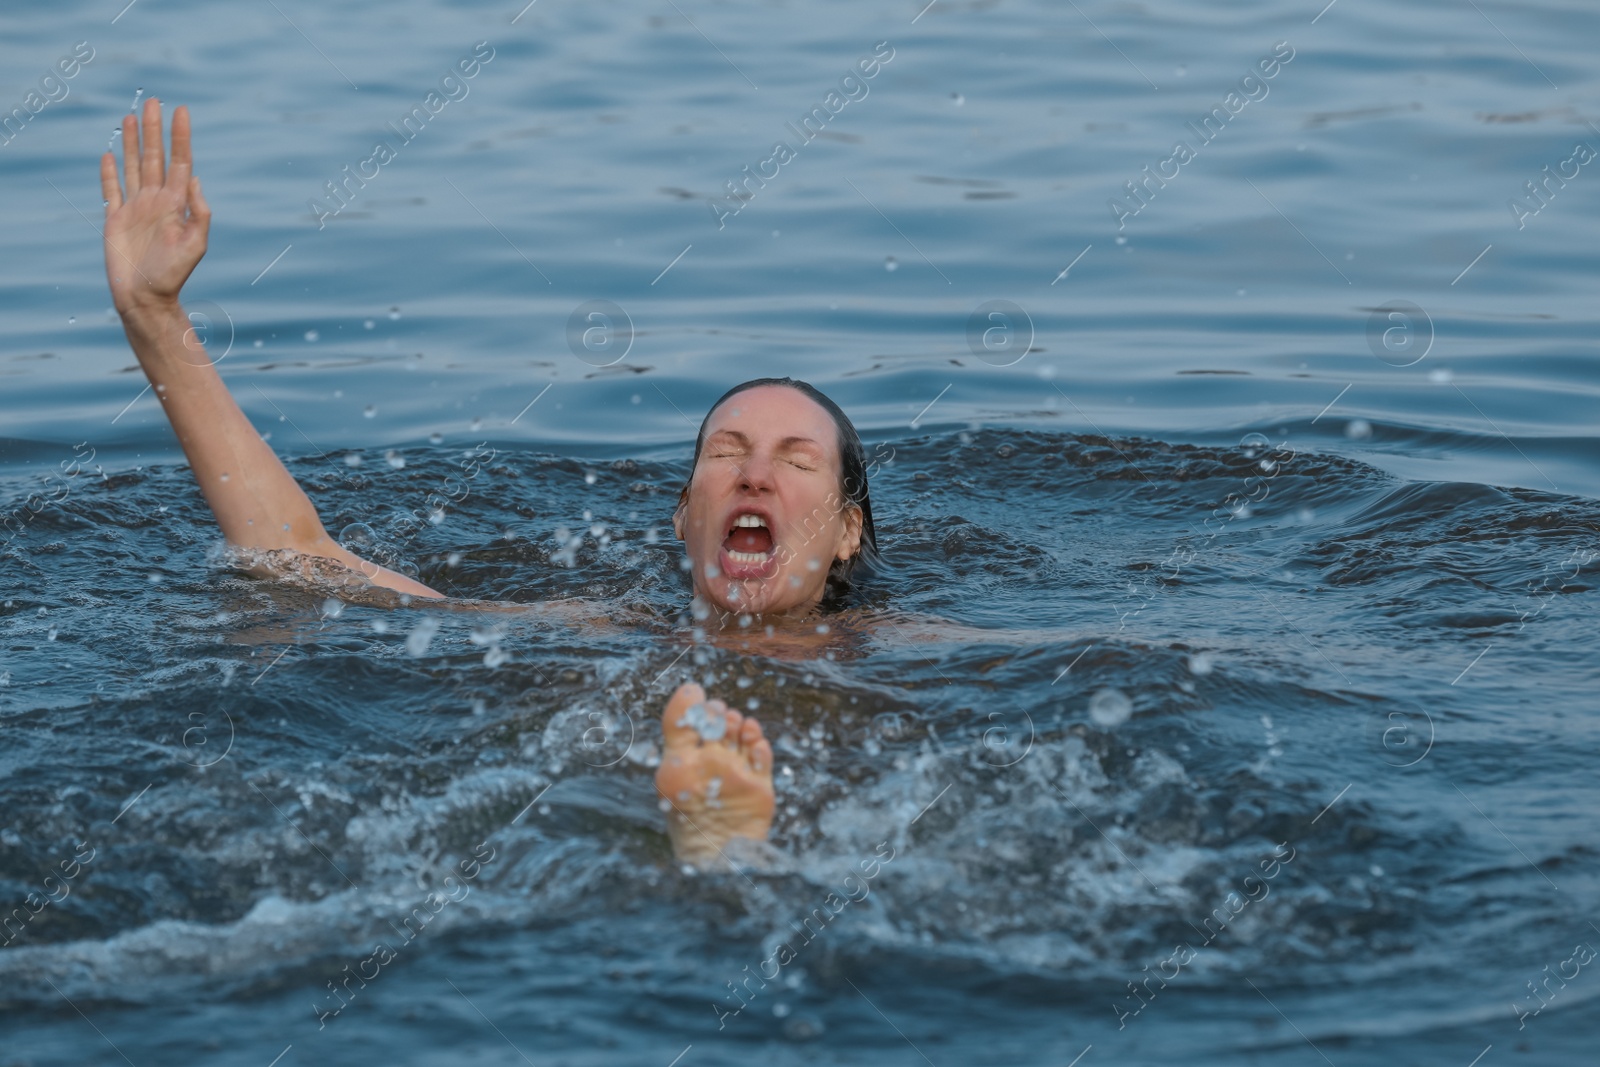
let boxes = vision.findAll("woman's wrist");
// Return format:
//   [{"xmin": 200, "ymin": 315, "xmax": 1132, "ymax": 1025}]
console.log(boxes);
[
  {"xmin": 118, "ymin": 299, "xmax": 214, "ymax": 375},
  {"xmin": 117, "ymin": 295, "xmax": 186, "ymax": 328}
]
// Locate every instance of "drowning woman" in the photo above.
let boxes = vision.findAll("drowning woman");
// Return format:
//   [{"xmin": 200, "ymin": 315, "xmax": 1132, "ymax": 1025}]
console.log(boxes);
[{"xmin": 100, "ymin": 99, "xmax": 881, "ymax": 870}]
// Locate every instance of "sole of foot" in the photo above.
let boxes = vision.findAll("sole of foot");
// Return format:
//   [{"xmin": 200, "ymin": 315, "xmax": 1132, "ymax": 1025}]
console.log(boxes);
[{"xmin": 654, "ymin": 682, "xmax": 775, "ymax": 868}]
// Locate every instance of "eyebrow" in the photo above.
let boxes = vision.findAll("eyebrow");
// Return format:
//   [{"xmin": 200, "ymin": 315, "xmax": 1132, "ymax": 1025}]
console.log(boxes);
[{"xmin": 706, "ymin": 430, "xmax": 825, "ymax": 451}]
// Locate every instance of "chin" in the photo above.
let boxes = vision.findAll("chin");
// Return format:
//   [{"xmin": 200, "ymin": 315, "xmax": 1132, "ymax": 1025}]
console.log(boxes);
[{"xmin": 700, "ymin": 573, "xmax": 812, "ymax": 619}]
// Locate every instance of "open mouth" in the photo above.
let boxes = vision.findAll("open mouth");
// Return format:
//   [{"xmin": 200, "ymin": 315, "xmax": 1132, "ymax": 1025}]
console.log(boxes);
[{"xmin": 722, "ymin": 512, "xmax": 775, "ymax": 564}]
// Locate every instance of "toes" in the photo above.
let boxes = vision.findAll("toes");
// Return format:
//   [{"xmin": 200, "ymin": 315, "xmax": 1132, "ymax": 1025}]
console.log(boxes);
[
  {"xmin": 719, "ymin": 705, "xmax": 744, "ymax": 748},
  {"xmin": 749, "ymin": 737, "xmax": 773, "ymax": 777},
  {"xmin": 661, "ymin": 682, "xmax": 707, "ymax": 747},
  {"xmin": 738, "ymin": 715, "xmax": 764, "ymax": 753}
]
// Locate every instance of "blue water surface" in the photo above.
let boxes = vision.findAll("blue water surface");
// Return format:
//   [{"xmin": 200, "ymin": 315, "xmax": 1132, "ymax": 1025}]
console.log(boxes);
[{"xmin": 2, "ymin": 0, "xmax": 1598, "ymax": 1064}]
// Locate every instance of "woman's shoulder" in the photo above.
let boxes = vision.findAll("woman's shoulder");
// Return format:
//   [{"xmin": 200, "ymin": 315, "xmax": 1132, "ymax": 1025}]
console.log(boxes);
[{"xmin": 854, "ymin": 606, "xmax": 1085, "ymax": 648}]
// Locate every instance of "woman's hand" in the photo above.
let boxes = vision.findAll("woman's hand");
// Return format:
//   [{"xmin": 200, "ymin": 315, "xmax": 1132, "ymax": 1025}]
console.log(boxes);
[{"xmin": 100, "ymin": 98, "xmax": 210, "ymax": 316}]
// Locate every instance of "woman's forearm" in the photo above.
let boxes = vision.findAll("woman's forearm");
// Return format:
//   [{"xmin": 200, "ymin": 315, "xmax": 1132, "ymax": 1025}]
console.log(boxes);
[
  {"xmin": 122, "ymin": 298, "xmax": 444, "ymax": 599},
  {"xmin": 123, "ymin": 299, "xmax": 324, "ymax": 551}
]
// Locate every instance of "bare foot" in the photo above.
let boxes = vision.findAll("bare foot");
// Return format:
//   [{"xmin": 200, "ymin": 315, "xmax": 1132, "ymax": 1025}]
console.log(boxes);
[{"xmin": 655, "ymin": 683, "xmax": 775, "ymax": 867}]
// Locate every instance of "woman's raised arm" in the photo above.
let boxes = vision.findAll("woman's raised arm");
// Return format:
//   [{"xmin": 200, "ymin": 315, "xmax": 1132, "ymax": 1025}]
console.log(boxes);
[{"xmin": 102, "ymin": 98, "xmax": 442, "ymax": 600}]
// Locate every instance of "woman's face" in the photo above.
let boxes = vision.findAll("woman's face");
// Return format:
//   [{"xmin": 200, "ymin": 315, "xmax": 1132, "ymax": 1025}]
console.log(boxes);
[{"xmin": 674, "ymin": 385, "xmax": 863, "ymax": 618}]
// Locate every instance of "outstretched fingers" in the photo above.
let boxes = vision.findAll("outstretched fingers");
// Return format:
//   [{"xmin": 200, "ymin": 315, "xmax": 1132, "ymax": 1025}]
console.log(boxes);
[
  {"xmin": 121, "ymin": 112, "xmax": 140, "ymax": 195},
  {"xmin": 100, "ymin": 151, "xmax": 123, "ymax": 213},
  {"xmin": 167, "ymin": 105, "xmax": 192, "ymax": 190},
  {"xmin": 187, "ymin": 175, "xmax": 210, "ymax": 231},
  {"xmin": 139, "ymin": 97, "xmax": 164, "ymax": 191}
]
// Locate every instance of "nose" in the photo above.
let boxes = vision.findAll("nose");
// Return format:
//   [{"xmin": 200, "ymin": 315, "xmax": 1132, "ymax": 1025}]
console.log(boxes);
[{"xmin": 737, "ymin": 449, "xmax": 776, "ymax": 494}]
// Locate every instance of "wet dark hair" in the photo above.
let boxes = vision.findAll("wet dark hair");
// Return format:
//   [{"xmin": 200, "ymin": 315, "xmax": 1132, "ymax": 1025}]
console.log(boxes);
[{"xmin": 677, "ymin": 377, "xmax": 880, "ymax": 603}]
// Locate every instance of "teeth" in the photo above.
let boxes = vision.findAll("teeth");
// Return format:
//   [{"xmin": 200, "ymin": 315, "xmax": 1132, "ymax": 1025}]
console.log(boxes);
[{"xmin": 726, "ymin": 514, "xmax": 772, "ymax": 566}]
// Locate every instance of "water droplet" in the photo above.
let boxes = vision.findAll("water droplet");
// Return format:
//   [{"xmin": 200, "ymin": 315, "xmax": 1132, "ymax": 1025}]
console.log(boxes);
[
  {"xmin": 884, "ymin": 256, "xmax": 898, "ymax": 272},
  {"xmin": 1428, "ymin": 368, "xmax": 1453, "ymax": 383},
  {"xmin": 363, "ymin": 405, "xmax": 377, "ymax": 419},
  {"xmin": 1088, "ymin": 688, "xmax": 1133, "ymax": 727},
  {"xmin": 219, "ymin": 473, "xmax": 230, "ymax": 483},
  {"xmin": 1188, "ymin": 652, "xmax": 1214, "ymax": 676},
  {"xmin": 304, "ymin": 329, "xmax": 319, "ymax": 342},
  {"xmin": 253, "ymin": 338, "xmax": 264, "ymax": 348},
  {"xmin": 677, "ymin": 702, "xmax": 726, "ymax": 742},
  {"xmin": 46, "ymin": 626, "xmax": 59, "ymax": 642},
  {"xmin": 584, "ymin": 471, "xmax": 597, "ymax": 485},
  {"xmin": 388, "ymin": 306, "xmax": 401, "ymax": 320},
  {"xmin": 344, "ymin": 453, "xmax": 363, "ymax": 468},
  {"xmin": 950, "ymin": 92, "xmax": 965, "ymax": 105},
  {"xmin": 363, "ymin": 319, "xmax": 375, "ymax": 330},
  {"xmin": 1345, "ymin": 418, "xmax": 1372, "ymax": 440},
  {"xmin": 1115, "ymin": 235, "xmax": 1128, "ymax": 245},
  {"xmin": 68, "ymin": 315, "xmax": 76, "ymax": 324},
  {"xmin": 405, "ymin": 617, "xmax": 440, "ymax": 657},
  {"xmin": 1236, "ymin": 288, "xmax": 1247, "ymax": 297},
  {"xmin": 321, "ymin": 598, "xmax": 345, "ymax": 619},
  {"xmin": 429, "ymin": 432, "xmax": 443, "ymax": 445}
]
